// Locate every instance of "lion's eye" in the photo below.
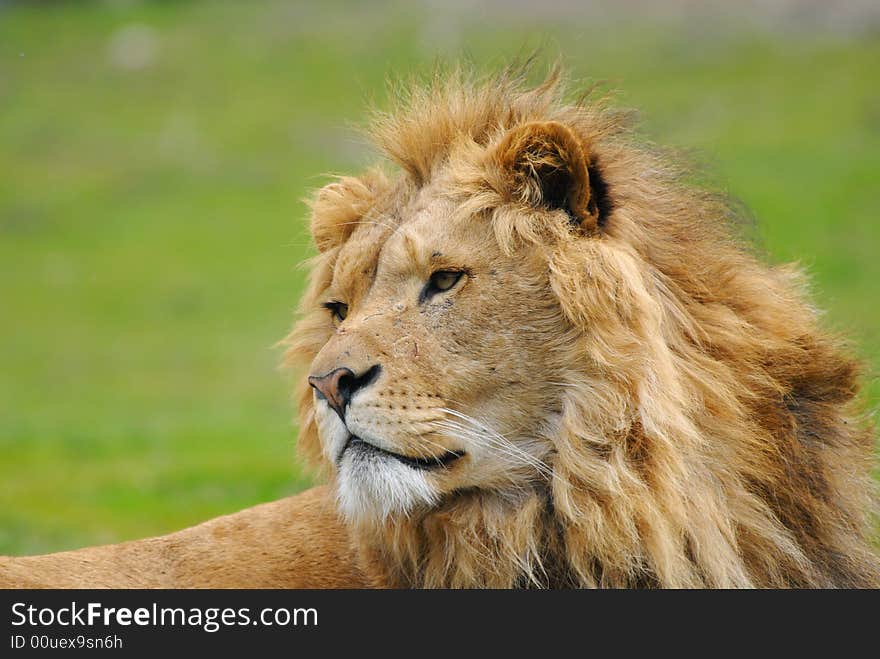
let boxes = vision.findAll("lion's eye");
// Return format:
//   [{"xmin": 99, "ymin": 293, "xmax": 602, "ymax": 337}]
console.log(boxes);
[
  {"xmin": 422, "ymin": 270, "xmax": 464, "ymax": 301},
  {"xmin": 322, "ymin": 301, "xmax": 348, "ymax": 323}
]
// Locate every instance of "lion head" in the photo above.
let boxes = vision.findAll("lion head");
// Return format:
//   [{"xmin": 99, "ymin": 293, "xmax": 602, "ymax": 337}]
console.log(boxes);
[{"xmin": 283, "ymin": 67, "xmax": 879, "ymax": 588}]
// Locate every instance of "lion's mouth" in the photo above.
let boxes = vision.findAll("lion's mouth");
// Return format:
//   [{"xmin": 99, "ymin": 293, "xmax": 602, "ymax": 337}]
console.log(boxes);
[{"xmin": 344, "ymin": 436, "xmax": 464, "ymax": 471}]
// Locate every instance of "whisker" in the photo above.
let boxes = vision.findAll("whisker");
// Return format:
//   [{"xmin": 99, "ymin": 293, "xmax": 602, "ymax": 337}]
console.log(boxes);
[
  {"xmin": 431, "ymin": 408, "xmax": 553, "ymax": 480},
  {"xmin": 334, "ymin": 219, "xmax": 399, "ymax": 233}
]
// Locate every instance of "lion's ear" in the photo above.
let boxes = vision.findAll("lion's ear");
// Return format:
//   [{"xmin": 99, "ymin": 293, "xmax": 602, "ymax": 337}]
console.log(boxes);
[
  {"xmin": 309, "ymin": 171, "xmax": 387, "ymax": 253},
  {"xmin": 492, "ymin": 121, "xmax": 599, "ymax": 232}
]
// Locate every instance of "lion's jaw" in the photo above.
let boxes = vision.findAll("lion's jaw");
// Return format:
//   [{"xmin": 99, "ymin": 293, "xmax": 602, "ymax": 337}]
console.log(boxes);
[{"xmin": 308, "ymin": 188, "xmax": 563, "ymax": 526}]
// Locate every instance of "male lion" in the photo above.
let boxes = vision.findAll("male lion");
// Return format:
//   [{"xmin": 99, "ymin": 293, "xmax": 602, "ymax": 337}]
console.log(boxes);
[{"xmin": 2, "ymin": 67, "xmax": 878, "ymax": 588}]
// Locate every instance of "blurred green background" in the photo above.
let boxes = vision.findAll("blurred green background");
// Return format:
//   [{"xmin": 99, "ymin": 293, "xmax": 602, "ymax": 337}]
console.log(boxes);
[{"xmin": 1, "ymin": 0, "xmax": 878, "ymax": 555}]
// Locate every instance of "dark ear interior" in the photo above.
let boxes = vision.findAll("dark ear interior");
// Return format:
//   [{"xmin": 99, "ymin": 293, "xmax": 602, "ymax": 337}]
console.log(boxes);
[
  {"xmin": 586, "ymin": 161, "xmax": 611, "ymax": 229},
  {"xmin": 493, "ymin": 121, "xmax": 604, "ymax": 232}
]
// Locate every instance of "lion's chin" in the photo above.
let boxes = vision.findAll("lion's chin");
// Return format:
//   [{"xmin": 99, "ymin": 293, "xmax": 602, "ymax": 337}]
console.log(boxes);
[{"xmin": 334, "ymin": 442, "xmax": 441, "ymax": 523}]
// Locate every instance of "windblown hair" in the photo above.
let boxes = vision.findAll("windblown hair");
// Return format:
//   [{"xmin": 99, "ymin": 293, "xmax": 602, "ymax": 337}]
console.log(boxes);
[{"xmin": 284, "ymin": 66, "xmax": 879, "ymax": 587}]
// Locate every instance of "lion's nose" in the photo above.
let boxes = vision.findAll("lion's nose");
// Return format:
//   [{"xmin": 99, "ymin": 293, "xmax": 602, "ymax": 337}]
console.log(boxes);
[{"xmin": 308, "ymin": 365, "xmax": 381, "ymax": 420}]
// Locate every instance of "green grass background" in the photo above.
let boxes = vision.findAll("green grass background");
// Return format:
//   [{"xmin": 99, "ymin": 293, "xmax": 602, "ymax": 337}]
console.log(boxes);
[{"xmin": 1, "ymin": 1, "xmax": 878, "ymax": 555}]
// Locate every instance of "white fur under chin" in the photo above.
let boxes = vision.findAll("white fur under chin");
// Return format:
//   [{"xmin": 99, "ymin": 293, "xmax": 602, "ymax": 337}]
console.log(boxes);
[
  {"xmin": 313, "ymin": 393, "xmax": 439, "ymax": 522},
  {"xmin": 335, "ymin": 448, "xmax": 439, "ymax": 523}
]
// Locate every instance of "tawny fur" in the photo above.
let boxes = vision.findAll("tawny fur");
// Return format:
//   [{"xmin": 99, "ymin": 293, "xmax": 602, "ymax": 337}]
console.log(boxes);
[
  {"xmin": 2, "ymin": 66, "xmax": 877, "ymax": 589},
  {"xmin": 0, "ymin": 487, "xmax": 370, "ymax": 588},
  {"xmin": 286, "ymin": 66, "xmax": 880, "ymax": 588}
]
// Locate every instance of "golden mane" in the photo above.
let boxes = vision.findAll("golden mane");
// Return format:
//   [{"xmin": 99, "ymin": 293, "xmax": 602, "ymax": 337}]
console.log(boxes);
[{"xmin": 283, "ymin": 66, "xmax": 880, "ymax": 588}]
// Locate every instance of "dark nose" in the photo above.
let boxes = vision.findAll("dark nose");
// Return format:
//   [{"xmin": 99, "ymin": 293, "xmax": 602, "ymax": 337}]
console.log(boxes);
[{"xmin": 308, "ymin": 365, "xmax": 381, "ymax": 420}]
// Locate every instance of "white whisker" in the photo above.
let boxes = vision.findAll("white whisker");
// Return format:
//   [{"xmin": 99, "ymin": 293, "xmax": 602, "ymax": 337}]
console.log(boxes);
[
  {"xmin": 335, "ymin": 219, "xmax": 399, "ymax": 233},
  {"xmin": 432, "ymin": 408, "xmax": 553, "ymax": 480}
]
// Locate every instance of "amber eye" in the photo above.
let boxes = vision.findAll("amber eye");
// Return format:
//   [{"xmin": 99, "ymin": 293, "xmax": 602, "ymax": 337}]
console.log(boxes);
[
  {"xmin": 322, "ymin": 301, "xmax": 348, "ymax": 323},
  {"xmin": 431, "ymin": 270, "xmax": 462, "ymax": 291},
  {"xmin": 422, "ymin": 270, "xmax": 464, "ymax": 302}
]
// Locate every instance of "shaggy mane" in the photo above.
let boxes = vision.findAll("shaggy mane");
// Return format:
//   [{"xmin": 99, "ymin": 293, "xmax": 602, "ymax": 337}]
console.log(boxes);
[{"xmin": 284, "ymin": 66, "xmax": 879, "ymax": 588}]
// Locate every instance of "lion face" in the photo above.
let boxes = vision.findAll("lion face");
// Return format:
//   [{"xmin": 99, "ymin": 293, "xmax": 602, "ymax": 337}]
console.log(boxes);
[
  {"xmin": 308, "ymin": 180, "xmax": 569, "ymax": 522},
  {"xmin": 299, "ymin": 116, "xmax": 613, "ymax": 524},
  {"xmin": 301, "ymin": 116, "xmax": 608, "ymax": 524}
]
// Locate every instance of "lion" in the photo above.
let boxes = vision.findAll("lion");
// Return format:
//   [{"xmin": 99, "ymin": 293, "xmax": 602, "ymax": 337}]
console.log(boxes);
[{"xmin": 2, "ymin": 66, "xmax": 878, "ymax": 588}]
